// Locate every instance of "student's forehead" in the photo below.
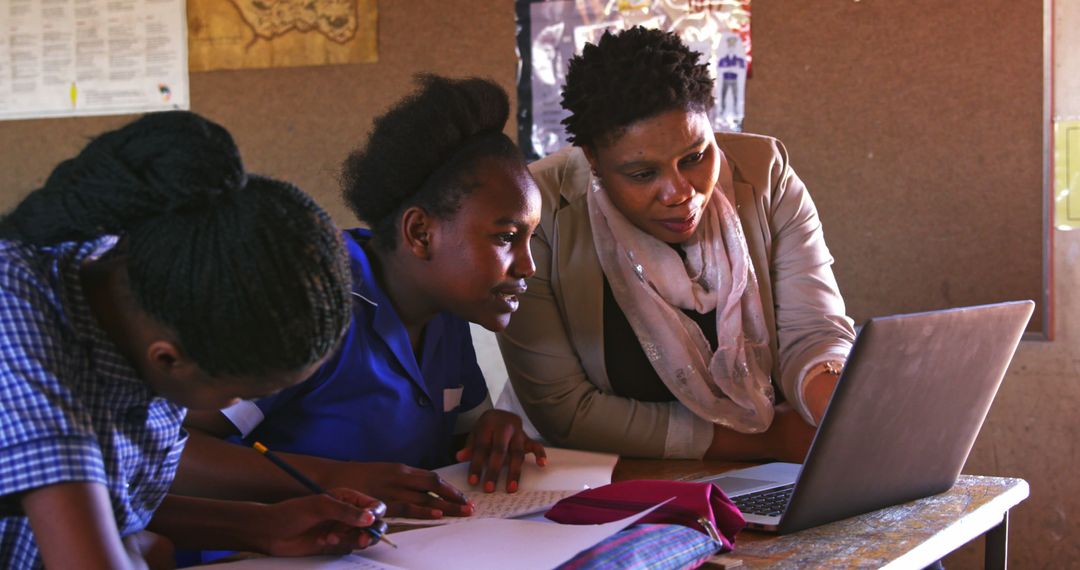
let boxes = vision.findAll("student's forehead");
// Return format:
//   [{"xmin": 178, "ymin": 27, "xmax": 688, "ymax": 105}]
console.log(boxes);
[{"xmin": 463, "ymin": 166, "xmax": 532, "ymax": 207}]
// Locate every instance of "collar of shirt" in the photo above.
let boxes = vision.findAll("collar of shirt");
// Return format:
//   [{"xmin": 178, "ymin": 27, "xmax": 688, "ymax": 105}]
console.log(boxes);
[
  {"xmin": 60, "ymin": 238, "xmax": 164, "ymax": 406},
  {"xmin": 343, "ymin": 229, "xmax": 446, "ymax": 402}
]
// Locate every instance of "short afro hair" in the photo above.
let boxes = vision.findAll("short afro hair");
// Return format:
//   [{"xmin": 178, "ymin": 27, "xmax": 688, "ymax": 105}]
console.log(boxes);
[
  {"xmin": 561, "ymin": 27, "xmax": 715, "ymax": 147},
  {"xmin": 342, "ymin": 74, "xmax": 521, "ymax": 248}
]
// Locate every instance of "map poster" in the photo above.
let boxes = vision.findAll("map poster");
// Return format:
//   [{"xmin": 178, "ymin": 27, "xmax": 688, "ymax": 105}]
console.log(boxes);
[
  {"xmin": 0, "ymin": 0, "xmax": 189, "ymax": 121},
  {"xmin": 187, "ymin": 0, "xmax": 378, "ymax": 72}
]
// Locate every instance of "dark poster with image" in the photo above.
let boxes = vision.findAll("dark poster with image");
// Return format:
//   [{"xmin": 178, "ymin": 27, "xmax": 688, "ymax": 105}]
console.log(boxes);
[{"xmin": 515, "ymin": 0, "xmax": 752, "ymax": 160}]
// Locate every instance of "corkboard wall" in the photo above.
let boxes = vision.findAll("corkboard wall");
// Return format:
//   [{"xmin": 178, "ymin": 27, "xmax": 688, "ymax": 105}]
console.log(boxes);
[
  {"xmin": 0, "ymin": 0, "xmax": 517, "ymax": 224},
  {"xmin": 0, "ymin": 0, "xmax": 1047, "ymax": 331},
  {"xmin": 744, "ymin": 0, "xmax": 1048, "ymax": 332}
]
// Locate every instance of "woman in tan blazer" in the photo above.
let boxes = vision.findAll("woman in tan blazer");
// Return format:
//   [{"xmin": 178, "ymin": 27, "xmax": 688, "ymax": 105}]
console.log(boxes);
[{"xmin": 498, "ymin": 27, "xmax": 856, "ymax": 461}]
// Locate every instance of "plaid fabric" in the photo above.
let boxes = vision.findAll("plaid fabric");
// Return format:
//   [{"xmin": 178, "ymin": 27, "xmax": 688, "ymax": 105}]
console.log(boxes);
[
  {"xmin": 0, "ymin": 239, "xmax": 187, "ymax": 569},
  {"xmin": 557, "ymin": 524, "xmax": 722, "ymax": 570}
]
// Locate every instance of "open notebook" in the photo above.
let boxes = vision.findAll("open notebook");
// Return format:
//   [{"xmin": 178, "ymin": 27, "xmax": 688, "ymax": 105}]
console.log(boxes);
[
  {"xmin": 194, "ymin": 500, "xmax": 670, "ymax": 570},
  {"xmin": 191, "ymin": 449, "xmax": 638, "ymax": 570},
  {"xmin": 385, "ymin": 447, "xmax": 618, "ymax": 525}
]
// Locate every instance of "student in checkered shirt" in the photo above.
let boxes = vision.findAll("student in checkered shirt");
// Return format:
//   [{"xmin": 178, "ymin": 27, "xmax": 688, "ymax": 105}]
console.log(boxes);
[{"xmin": 0, "ymin": 111, "xmax": 386, "ymax": 569}]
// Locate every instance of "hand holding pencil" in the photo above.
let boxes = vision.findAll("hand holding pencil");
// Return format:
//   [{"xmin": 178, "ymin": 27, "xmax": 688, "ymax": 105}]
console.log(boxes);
[{"xmin": 253, "ymin": 441, "xmax": 398, "ymax": 549}]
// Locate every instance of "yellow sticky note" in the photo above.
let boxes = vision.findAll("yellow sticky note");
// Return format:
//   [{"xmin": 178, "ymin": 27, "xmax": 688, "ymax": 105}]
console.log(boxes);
[{"xmin": 1055, "ymin": 120, "xmax": 1080, "ymax": 230}]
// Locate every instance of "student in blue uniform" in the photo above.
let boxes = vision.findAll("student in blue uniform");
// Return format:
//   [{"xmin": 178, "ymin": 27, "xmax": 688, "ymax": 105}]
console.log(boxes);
[
  {"xmin": 0, "ymin": 111, "xmax": 386, "ymax": 569},
  {"xmin": 180, "ymin": 75, "xmax": 545, "ymax": 521}
]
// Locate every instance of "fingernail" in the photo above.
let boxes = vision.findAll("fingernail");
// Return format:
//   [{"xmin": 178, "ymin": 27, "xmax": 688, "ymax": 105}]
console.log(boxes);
[
  {"xmin": 484, "ymin": 481, "xmax": 495, "ymax": 493},
  {"xmin": 469, "ymin": 474, "xmax": 479, "ymax": 485},
  {"xmin": 537, "ymin": 457, "xmax": 547, "ymax": 466},
  {"xmin": 431, "ymin": 509, "xmax": 443, "ymax": 518},
  {"xmin": 508, "ymin": 480, "xmax": 518, "ymax": 493}
]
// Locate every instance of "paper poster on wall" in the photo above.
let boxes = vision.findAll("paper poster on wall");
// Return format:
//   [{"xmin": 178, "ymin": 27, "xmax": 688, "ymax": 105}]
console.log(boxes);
[
  {"xmin": 187, "ymin": 0, "xmax": 378, "ymax": 72},
  {"xmin": 0, "ymin": 0, "xmax": 189, "ymax": 121},
  {"xmin": 515, "ymin": 0, "xmax": 751, "ymax": 160},
  {"xmin": 1054, "ymin": 120, "xmax": 1080, "ymax": 230}
]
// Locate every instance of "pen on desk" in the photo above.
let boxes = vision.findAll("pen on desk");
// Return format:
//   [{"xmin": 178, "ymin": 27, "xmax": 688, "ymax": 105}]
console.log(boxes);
[
  {"xmin": 252, "ymin": 441, "xmax": 398, "ymax": 549},
  {"xmin": 427, "ymin": 490, "xmax": 477, "ymax": 511}
]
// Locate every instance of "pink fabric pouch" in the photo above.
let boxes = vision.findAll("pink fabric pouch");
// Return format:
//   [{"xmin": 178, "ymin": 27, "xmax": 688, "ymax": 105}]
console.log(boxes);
[{"xmin": 544, "ymin": 480, "xmax": 746, "ymax": 551}]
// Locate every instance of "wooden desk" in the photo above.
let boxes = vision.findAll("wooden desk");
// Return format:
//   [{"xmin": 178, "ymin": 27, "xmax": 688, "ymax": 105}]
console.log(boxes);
[{"xmin": 614, "ymin": 459, "xmax": 1029, "ymax": 569}]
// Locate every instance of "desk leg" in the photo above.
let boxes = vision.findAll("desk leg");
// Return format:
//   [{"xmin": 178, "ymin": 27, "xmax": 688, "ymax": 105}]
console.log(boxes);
[{"xmin": 984, "ymin": 511, "xmax": 1009, "ymax": 570}]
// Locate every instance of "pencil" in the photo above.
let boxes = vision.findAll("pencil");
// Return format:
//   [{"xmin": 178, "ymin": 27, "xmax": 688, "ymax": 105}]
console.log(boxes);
[{"xmin": 252, "ymin": 441, "xmax": 398, "ymax": 549}]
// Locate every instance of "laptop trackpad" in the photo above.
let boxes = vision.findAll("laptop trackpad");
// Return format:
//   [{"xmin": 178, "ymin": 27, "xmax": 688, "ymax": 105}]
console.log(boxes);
[{"xmin": 711, "ymin": 476, "xmax": 779, "ymax": 495}]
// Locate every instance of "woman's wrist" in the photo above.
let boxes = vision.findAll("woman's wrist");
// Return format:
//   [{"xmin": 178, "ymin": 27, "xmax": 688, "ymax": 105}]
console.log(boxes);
[{"xmin": 802, "ymin": 360, "xmax": 844, "ymax": 424}]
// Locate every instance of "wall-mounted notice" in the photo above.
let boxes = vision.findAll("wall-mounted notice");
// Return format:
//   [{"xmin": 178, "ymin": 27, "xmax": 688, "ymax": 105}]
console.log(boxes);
[
  {"xmin": 0, "ymin": 0, "xmax": 189, "ymax": 121},
  {"xmin": 1054, "ymin": 119, "xmax": 1080, "ymax": 230}
]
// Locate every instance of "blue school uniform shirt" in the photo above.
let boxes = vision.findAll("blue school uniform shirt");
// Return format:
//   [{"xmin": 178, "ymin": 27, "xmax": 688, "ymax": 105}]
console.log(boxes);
[
  {"xmin": 223, "ymin": 229, "xmax": 488, "ymax": 469},
  {"xmin": 0, "ymin": 238, "xmax": 187, "ymax": 569}
]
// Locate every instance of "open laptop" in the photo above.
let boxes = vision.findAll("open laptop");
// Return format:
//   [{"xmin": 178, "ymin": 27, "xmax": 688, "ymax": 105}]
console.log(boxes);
[{"xmin": 698, "ymin": 300, "xmax": 1034, "ymax": 534}]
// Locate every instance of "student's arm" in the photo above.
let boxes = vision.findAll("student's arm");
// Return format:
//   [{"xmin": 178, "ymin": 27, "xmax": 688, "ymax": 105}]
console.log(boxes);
[
  {"xmin": 148, "ymin": 489, "xmax": 384, "ymax": 556},
  {"xmin": 22, "ymin": 481, "xmax": 146, "ymax": 570},
  {"xmin": 452, "ymin": 331, "xmax": 546, "ymax": 494},
  {"xmin": 174, "ymin": 420, "xmax": 473, "ymax": 518},
  {"xmin": 1, "ymin": 268, "xmax": 157, "ymax": 569}
]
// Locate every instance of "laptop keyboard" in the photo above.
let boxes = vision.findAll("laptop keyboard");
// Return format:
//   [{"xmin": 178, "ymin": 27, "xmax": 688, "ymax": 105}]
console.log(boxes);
[{"xmin": 732, "ymin": 484, "xmax": 795, "ymax": 516}]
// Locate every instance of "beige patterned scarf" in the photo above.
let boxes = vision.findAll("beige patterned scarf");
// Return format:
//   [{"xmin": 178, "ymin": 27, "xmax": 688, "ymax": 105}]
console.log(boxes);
[{"xmin": 587, "ymin": 151, "xmax": 775, "ymax": 433}]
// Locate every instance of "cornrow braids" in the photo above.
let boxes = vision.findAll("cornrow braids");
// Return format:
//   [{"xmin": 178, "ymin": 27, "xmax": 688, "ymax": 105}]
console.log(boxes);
[
  {"xmin": 128, "ymin": 174, "xmax": 350, "ymax": 376},
  {"xmin": 342, "ymin": 74, "xmax": 523, "ymax": 249},
  {"xmin": 0, "ymin": 111, "xmax": 351, "ymax": 378},
  {"xmin": 561, "ymin": 26, "xmax": 716, "ymax": 148}
]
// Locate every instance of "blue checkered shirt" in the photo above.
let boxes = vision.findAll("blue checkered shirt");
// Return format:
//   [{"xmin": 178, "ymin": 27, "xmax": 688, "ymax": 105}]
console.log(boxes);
[{"xmin": 0, "ymin": 238, "xmax": 187, "ymax": 569}]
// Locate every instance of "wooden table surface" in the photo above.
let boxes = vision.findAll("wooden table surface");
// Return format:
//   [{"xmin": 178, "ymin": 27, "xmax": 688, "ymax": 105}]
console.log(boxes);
[{"xmin": 614, "ymin": 459, "xmax": 1029, "ymax": 569}]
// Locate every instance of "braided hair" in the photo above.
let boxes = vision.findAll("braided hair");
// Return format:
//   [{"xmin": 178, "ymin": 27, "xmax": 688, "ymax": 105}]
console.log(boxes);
[
  {"xmin": 561, "ymin": 26, "xmax": 715, "ymax": 148},
  {"xmin": 342, "ymin": 74, "xmax": 522, "ymax": 248},
  {"xmin": 0, "ymin": 111, "xmax": 351, "ymax": 378}
]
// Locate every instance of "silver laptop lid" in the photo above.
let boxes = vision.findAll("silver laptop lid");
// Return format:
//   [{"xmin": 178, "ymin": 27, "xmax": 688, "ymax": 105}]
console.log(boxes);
[{"xmin": 777, "ymin": 300, "xmax": 1033, "ymax": 534}]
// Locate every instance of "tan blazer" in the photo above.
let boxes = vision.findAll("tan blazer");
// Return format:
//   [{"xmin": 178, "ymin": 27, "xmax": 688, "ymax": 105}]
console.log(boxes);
[{"xmin": 498, "ymin": 132, "xmax": 856, "ymax": 458}]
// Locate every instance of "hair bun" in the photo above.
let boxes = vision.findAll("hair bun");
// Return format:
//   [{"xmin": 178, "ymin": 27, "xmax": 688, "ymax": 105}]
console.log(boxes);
[
  {"xmin": 98, "ymin": 111, "xmax": 247, "ymax": 209},
  {"xmin": 0, "ymin": 111, "xmax": 247, "ymax": 244},
  {"xmin": 342, "ymin": 74, "xmax": 512, "ymax": 245}
]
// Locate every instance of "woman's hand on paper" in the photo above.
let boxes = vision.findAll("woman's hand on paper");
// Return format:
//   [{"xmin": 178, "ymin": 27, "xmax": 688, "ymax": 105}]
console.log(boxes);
[
  {"xmin": 257, "ymin": 488, "xmax": 387, "ymax": 556},
  {"xmin": 319, "ymin": 462, "xmax": 474, "ymax": 519},
  {"xmin": 456, "ymin": 409, "xmax": 547, "ymax": 493}
]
